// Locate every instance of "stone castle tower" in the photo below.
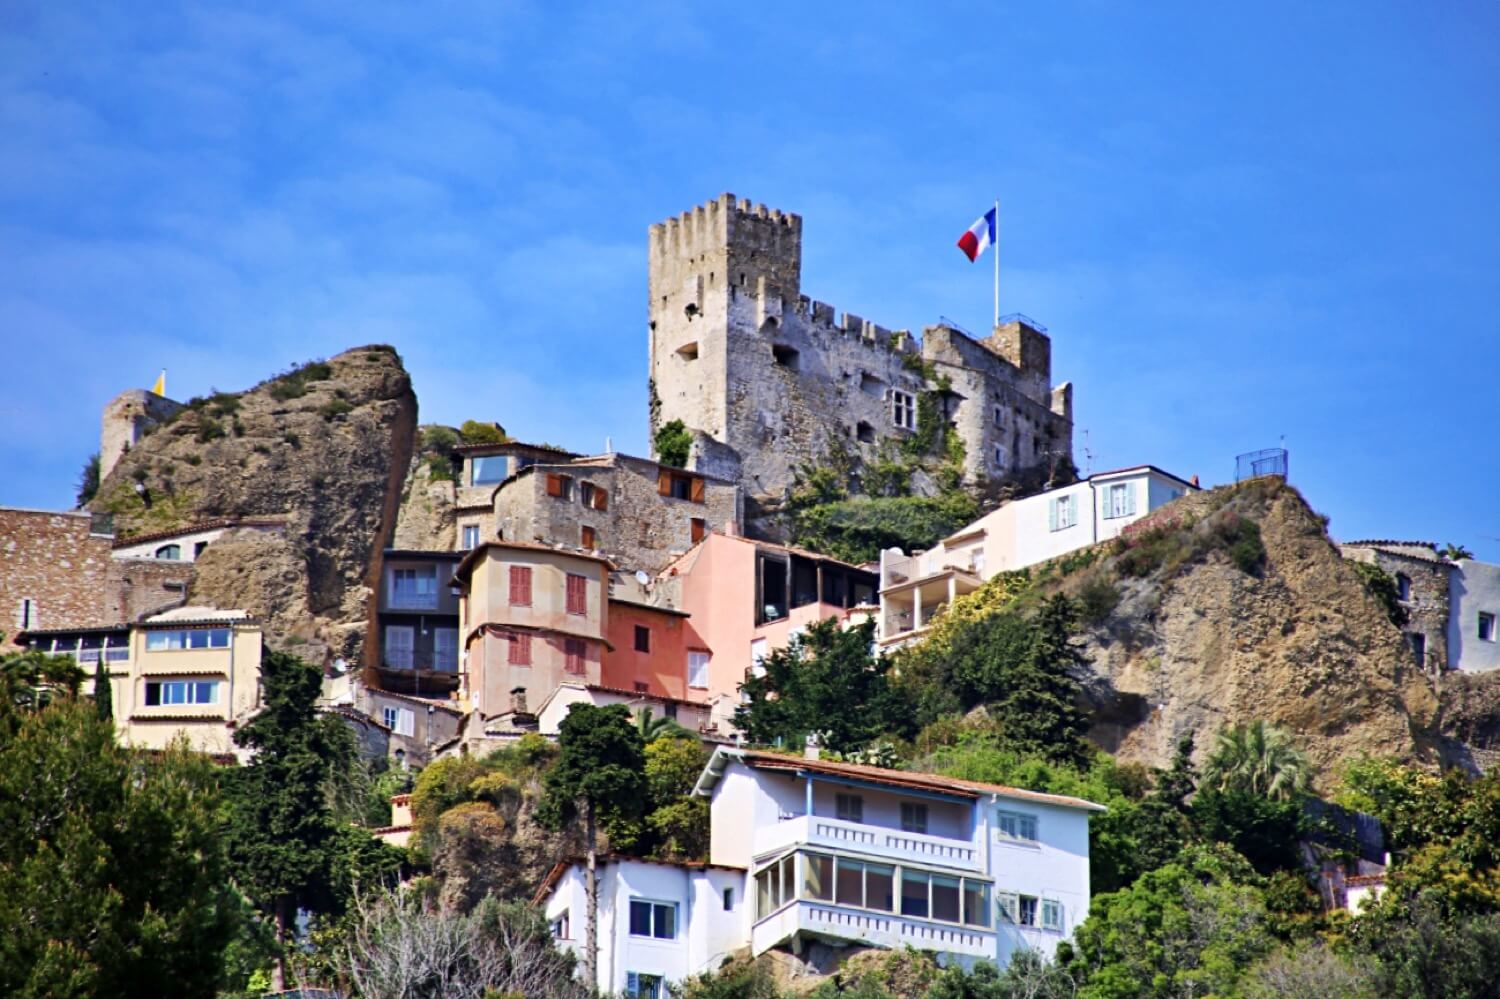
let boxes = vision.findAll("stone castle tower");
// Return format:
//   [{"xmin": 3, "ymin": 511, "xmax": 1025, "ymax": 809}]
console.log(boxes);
[
  {"xmin": 648, "ymin": 193, "xmax": 1073, "ymax": 532},
  {"xmin": 100, "ymin": 389, "xmax": 184, "ymax": 481}
]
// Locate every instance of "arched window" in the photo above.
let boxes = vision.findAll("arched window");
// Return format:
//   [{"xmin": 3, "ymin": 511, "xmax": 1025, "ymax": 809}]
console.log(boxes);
[{"xmin": 155, "ymin": 544, "xmax": 181, "ymax": 561}]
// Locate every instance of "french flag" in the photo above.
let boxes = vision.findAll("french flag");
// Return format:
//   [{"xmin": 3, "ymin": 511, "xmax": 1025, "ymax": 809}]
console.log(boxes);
[{"xmin": 956, "ymin": 207, "xmax": 997, "ymax": 262}]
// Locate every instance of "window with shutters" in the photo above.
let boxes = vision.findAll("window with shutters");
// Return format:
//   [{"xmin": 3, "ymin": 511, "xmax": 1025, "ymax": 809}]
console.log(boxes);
[
  {"xmin": 1105, "ymin": 482, "xmax": 1134, "ymax": 519},
  {"xmin": 835, "ymin": 793, "xmax": 863, "ymax": 823},
  {"xmin": 566, "ymin": 573, "xmax": 588, "ymax": 615},
  {"xmin": 580, "ymin": 525, "xmax": 596, "ymax": 549},
  {"xmin": 508, "ymin": 633, "xmax": 532, "ymax": 665},
  {"xmin": 545, "ymin": 473, "xmax": 572, "ymax": 500},
  {"xmin": 564, "ymin": 638, "xmax": 586, "ymax": 674},
  {"xmin": 509, "ymin": 566, "xmax": 532, "ymax": 607},
  {"xmin": 1049, "ymin": 494, "xmax": 1076, "ymax": 532},
  {"xmin": 579, "ymin": 482, "xmax": 608, "ymax": 510},
  {"xmin": 659, "ymin": 470, "xmax": 704, "ymax": 503},
  {"xmin": 433, "ymin": 628, "xmax": 459, "ymax": 672}
]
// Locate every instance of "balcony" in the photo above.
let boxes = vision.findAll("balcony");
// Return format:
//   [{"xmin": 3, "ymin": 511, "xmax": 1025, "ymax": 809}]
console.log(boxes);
[
  {"xmin": 756, "ymin": 813, "xmax": 981, "ymax": 873},
  {"xmin": 752, "ymin": 900, "xmax": 993, "ymax": 960}
]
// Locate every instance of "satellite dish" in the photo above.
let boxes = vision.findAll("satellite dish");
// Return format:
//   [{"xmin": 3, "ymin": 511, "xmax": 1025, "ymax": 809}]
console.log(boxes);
[{"xmin": 635, "ymin": 570, "xmax": 650, "ymax": 586}]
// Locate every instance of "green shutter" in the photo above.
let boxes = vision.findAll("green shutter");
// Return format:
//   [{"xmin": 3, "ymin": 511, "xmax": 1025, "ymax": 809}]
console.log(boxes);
[{"xmin": 1126, "ymin": 482, "xmax": 1137, "ymax": 516}]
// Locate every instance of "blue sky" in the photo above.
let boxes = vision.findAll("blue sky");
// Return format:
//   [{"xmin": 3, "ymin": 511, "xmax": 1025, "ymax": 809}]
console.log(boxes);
[{"xmin": 3, "ymin": 1, "xmax": 1498, "ymax": 557}]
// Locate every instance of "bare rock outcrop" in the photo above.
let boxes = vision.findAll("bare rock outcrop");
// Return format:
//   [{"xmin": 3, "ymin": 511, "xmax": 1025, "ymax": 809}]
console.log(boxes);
[
  {"xmin": 1069, "ymin": 478, "xmax": 1440, "ymax": 788},
  {"xmin": 90, "ymin": 345, "xmax": 417, "ymax": 660}
]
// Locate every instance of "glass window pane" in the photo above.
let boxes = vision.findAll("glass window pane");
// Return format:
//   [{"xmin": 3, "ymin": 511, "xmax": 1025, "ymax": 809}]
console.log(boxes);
[
  {"xmin": 900, "ymin": 870, "xmax": 929, "ymax": 918},
  {"xmin": 804, "ymin": 854, "xmax": 833, "ymax": 901},
  {"xmin": 931, "ymin": 875, "xmax": 961, "ymax": 922},
  {"xmin": 210, "ymin": 629, "xmax": 230, "ymax": 648},
  {"xmin": 865, "ymin": 864, "xmax": 894, "ymax": 912},
  {"xmin": 1018, "ymin": 896, "xmax": 1038, "ymax": 926},
  {"xmin": 835, "ymin": 859, "xmax": 864, "ymax": 908},
  {"xmin": 963, "ymin": 881, "xmax": 992, "ymax": 928},
  {"xmin": 145, "ymin": 683, "xmax": 162, "ymax": 706},
  {"xmin": 472, "ymin": 456, "xmax": 508, "ymax": 485},
  {"xmin": 757, "ymin": 870, "xmax": 773, "ymax": 918},
  {"xmin": 629, "ymin": 900, "xmax": 652, "ymax": 936},
  {"xmin": 654, "ymin": 903, "xmax": 675, "ymax": 939},
  {"xmin": 779, "ymin": 855, "xmax": 795, "ymax": 907},
  {"xmin": 195, "ymin": 682, "xmax": 216, "ymax": 704}
]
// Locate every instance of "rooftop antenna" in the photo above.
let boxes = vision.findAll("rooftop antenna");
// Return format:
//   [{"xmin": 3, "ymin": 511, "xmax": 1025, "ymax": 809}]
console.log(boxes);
[{"xmin": 1081, "ymin": 428, "xmax": 1094, "ymax": 477}]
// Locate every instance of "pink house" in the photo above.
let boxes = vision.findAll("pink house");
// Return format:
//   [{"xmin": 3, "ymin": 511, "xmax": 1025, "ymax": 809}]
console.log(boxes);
[{"xmin": 659, "ymin": 533, "xmax": 878, "ymax": 729}]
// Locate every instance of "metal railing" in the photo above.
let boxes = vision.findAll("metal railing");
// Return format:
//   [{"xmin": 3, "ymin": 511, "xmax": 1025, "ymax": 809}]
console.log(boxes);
[{"xmin": 1236, "ymin": 447, "xmax": 1289, "ymax": 482}]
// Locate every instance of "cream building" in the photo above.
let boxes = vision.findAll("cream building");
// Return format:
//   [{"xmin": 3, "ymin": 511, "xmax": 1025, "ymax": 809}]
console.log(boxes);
[{"xmin": 116, "ymin": 606, "xmax": 263, "ymax": 754}]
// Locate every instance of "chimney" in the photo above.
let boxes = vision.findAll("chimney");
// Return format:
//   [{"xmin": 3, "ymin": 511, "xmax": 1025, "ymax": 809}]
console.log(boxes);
[
  {"xmin": 803, "ymin": 732, "xmax": 821, "ymax": 761},
  {"xmin": 1190, "ymin": 474, "xmax": 1200, "ymax": 488},
  {"xmin": 510, "ymin": 686, "xmax": 529, "ymax": 716}
]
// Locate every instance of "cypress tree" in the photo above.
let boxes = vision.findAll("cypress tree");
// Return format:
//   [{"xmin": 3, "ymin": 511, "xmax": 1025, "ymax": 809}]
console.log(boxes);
[
  {"xmin": 996, "ymin": 594, "xmax": 1091, "ymax": 768},
  {"xmin": 223, "ymin": 650, "xmax": 347, "ymax": 990},
  {"xmin": 93, "ymin": 657, "xmax": 113, "ymax": 724}
]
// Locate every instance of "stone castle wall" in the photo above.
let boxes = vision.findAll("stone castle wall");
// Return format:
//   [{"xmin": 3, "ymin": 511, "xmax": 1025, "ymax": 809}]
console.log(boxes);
[
  {"xmin": 648, "ymin": 194, "xmax": 1075, "ymax": 531},
  {"xmin": 101, "ymin": 389, "xmax": 185, "ymax": 481}
]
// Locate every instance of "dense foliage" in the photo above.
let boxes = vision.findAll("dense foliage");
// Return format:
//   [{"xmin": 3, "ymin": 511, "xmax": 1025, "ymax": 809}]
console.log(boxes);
[
  {"xmin": 789, "ymin": 492, "xmax": 979, "ymax": 565},
  {"xmin": 654, "ymin": 418, "xmax": 693, "ymax": 468},
  {"xmin": 0, "ymin": 674, "xmax": 238, "ymax": 998}
]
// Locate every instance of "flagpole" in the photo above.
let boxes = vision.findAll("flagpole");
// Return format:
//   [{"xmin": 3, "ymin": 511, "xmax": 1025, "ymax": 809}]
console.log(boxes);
[{"xmin": 992, "ymin": 199, "xmax": 1000, "ymax": 329}]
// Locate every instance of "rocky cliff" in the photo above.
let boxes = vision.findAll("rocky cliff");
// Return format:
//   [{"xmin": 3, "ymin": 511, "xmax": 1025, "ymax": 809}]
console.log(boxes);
[
  {"xmin": 90, "ymin": 345, "xmax": 417, "ymax": 661},
  {"xmin": 1043, "ymin": 478, "xmax": 1444, "ymax": 787}
]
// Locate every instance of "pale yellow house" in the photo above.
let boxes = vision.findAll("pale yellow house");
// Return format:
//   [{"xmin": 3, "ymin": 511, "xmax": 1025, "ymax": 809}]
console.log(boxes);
[{"xmin": 117, "ymin": 606, "xmax": 263, "ymax": 754}]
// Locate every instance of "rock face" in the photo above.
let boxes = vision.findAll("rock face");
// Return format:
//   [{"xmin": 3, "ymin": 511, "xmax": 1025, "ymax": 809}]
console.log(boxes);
[
  {"xmin": 90, "ymin": 346, "xmax": 417, "ymax": 660},
  {"xmin": 1072, "ymin": 478, "xmax": 1440, "ymax": 788},
  {"xmin": 390, "ymin": 428, "xmax": 458, "ymax": 552}
]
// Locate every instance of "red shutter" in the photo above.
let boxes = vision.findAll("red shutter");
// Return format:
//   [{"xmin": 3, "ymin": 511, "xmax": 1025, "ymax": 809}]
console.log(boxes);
[
  {"xmin": 658, "ymin": 470, "xmax": 671, "ymax": 496},
  {"xmin": 566, "ymin": 573, "xmax": 588, "ymax": 616},
  {"xmin": 508, "ymin": 633, "xmax": 532, "ymax": 665},
  {"xmin": 565, "ymin": 638, "xmax": 586, "ymax": 675},
  {"xmin": 546, "ymin": 474, "xmax": 563, "ymax": 497},
  {"xmin": 595, "ymin": 489, "xmax": 608, "ymax": 511},
  {"xmin": 581, "ymin": 526, "xmax": 596, "ymax": 549},
  {"xmin": 509, "ymin": 566, "xmax": 532, "ymax": 607},
  {"xmin": 691, "ymin": 517, "xmax": 706, "ymax": 544},
  {"xmin": 690, "ymin": 476, "xmax": 706, "ymax": 503}
]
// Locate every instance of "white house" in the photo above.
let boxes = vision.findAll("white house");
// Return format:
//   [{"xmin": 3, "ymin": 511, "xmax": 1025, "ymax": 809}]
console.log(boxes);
[
  {"xmin": 1450, "ymin": 558, "xmax": 1500, "ymax": 673},
  {"xmin": 879, "ymin": 465, "xmax": 1195, "ymax": 648},
  {"xmin": 534, "ymin": 856, "xmax": 746, "ymax": 998},
  {"xmin": 538, "ymin": 748, "xmax": 1103, "ymax": 995}
]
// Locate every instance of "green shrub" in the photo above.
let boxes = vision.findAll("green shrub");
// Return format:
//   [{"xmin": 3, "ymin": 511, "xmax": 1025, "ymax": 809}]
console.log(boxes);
[
  {"xmin": 1212, "ymin": 513, "xmax": 1266, "ymax": 574},
  {"xmin": 1077, "ymin": 575, "xmax": 1121, "ymax": 624},
  {"xmin": 1351, "ymin": 561, "xmax": 1408, "ymax": 627},
  {"xmin": 282, "ymin": 431, "xmax": 301, "ymax": 449},
  {"xmin": 266, "ymin": 360, "xmax": 333, "ymax": 401},
  {"xmin": 319, "ymin": 398, "xmax": 353, "ymax": 420},
  {"xmin": 196, "ymin": 417, "xmax": 226, "ymax": 443},
  {"xmin": 654, "ymin": 419, "xmax": 692, "ymax": 468},
  {"xmin": 458, "ymin": 420, "xmax": 508, "ymax": 445},
  {"xmin": 422, "ymin": 453, "xmax": 456, "ymax": 482},
  {"xmin": 422, "ymin": 426, "xmax": 460, "ymax": 453},
  {"xmin": 183, "ymin": 454, "xmax": 202, "ymax": 466},
  {"xmin": 790, "ymin": 492, "xmax": 979, "ymax": 565}
]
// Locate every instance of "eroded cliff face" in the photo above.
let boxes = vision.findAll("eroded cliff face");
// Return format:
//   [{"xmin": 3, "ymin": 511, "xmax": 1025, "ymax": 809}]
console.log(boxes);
[
  {"xmin": 1067, "ymin": 479, "xmax": 1441, "ymax": 787},
  {"xmin": 90, "ymin": 345, "xmax": 417, "ymax": 661}
]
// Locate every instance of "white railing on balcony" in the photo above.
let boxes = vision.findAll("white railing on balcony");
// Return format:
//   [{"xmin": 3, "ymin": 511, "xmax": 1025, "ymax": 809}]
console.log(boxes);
[
  {"xmin": 758, "ymin": 814, "xmax": 981, "ymax": 871},
  {"xmin": 753, "ymin": 901, "xmax": 993, "ymax": 960}
]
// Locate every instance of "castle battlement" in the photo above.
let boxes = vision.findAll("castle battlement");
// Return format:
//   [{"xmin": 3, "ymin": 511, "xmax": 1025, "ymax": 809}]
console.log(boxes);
[{"xmin": 648, "ymin": 194, "xmax": 1073, "ymax": 534}]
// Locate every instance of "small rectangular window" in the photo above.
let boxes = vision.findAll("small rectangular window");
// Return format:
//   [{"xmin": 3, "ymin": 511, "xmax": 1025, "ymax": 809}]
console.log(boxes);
[
  {"xmin": 626, "ymin": 973, "xmax": 664, "ymax": 999},
  {"xmin": 891, "ymin": 390, "xmax": 916, "ymax": 430},
  {"xmin": 566, "ymin": 573, "xmax": 588, "ymax": 615},
  {"xmin": 835, "ymin": 793, "xmax": 863, "ymax": 823},
  {"xmin": 688, "ymin": 650, "xmax": 710, "ymax": 689},
  {"xmin": 1050, "ymin": 494, "xmax": 1076, "ymax": 532},
  {"xmin": 1018, "ymin": 895, "xmax": 1038, "ymax": 926},
  {"xmin": 461, "ymin": 524, "xmax": 480, "ymax": 549},
  {"xmin": 994, "ymin": 444, "xmax": 1006, "ymax": 470},
  {"xmin": 509, "ymin": 566, "xmax": 532, "ymax": 607},
  {"xmin": 634, "ymin": 625, "xmax": 651, "ymax": 653},
  {"xmin": 545, "ymin": 473, "xmax": 572, "ymax": 499},
  {"xmin": 550, "ymin": 911, "xmax": 569, "ymax": 940},
  {"xmin": 1041, "ymin": 898, "xmax": 1063, "ymax": 929},
  {"xmin": 1479, "ymin": 613, "xmax": 1496, "ymax": 642},
  {"xmin": 508, "ymin": 633, "xmax": 532, "ymax": 666},
  {"xmin": 997, "ymin": 809, "xmax": 1038, "ymax": 842},
  {"xmin": 691, "ymin": 517, "xmax": 707, "ymax": 544},
  {"xmin": 564, "ymin": 638, "xmax": 587, "ymax": 675},
  {"xmin": 993, "ymin": 405, "xmax": 1004, "ymax": 428},
  {"xmin": 581, "ymin": 525, "xmax": 597, "ymax": 549},
  {"xmin": 900, "ymin": 802, "xmax": 928, "ymax": 834},
  {"xmin": 723, "ymin": 886, "xmax": 734, "ymax": 911},
  {"xmin": 628, "ymin": 899, "xmax": 677, "ymax": 939}
]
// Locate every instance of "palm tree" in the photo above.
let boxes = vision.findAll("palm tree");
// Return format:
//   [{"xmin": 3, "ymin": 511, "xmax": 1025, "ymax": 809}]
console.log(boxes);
[
  {"xmin": 1200, "ymin": 721, "xmax": 1310, "ymax": 801},
  {"xmin": 634, "ymin": 707, "xmax": 695, "ymax": 743}
]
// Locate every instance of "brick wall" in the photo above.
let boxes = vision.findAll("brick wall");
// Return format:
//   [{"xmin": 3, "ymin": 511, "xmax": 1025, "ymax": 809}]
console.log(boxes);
[{"xmin": 0, "ymin": 508, "xmax": 116, "ymax": 648}]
